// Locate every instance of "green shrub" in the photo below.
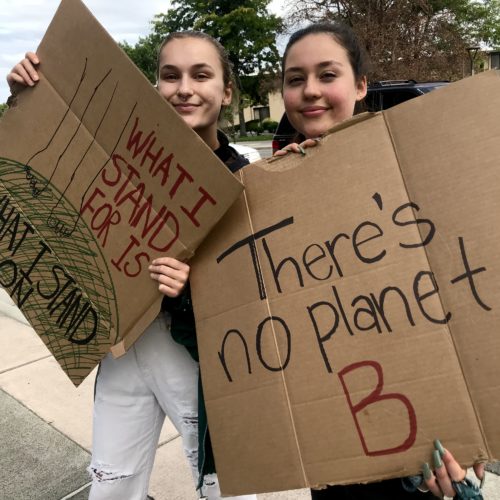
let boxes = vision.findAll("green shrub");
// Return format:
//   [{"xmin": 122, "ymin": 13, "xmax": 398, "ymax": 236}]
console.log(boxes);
[
  {"xmin": 262, "ymin": 119, "xmax": 278, "ymax": 132},
  {"xmin": 245, "ymin": 119, "xmax": 263, "ymax": 133}
]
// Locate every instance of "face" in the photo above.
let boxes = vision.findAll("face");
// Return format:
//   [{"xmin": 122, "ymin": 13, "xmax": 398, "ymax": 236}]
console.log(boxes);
[
  {"xmin": 283, "ymin": 33, "xmax": 367, "ymax": 139},
  {"xmin": 157, "ymin": 37, "xmax": 232, "ymax": 146}
]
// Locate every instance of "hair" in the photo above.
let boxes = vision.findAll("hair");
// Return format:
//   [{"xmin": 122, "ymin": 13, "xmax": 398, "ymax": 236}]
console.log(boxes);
[
  {"xmin": 156, "ymin": 30, "xmax": 233, "ymax": 88},
  {"xmin": 281, "ymin": 22, "xmax": 370, "ymax": 85}
]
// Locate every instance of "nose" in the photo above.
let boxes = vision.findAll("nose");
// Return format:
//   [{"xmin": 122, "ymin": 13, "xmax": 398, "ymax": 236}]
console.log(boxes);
[
  {"xmin": 303, "ymin": 76, "xmax": 321, "ymax": 99},
  {"xmin": 177, "ymin": 75, "xmax": 194, "ymax": 99}
]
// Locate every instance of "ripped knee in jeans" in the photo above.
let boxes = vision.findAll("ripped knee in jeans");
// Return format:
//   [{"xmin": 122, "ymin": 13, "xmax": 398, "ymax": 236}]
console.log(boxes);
[
  {"xmin": 88, "ymin": 464, "xmax": 133, "ymax": 483},
  {"xmin": 182, "ymin": 413, "xmax": 198, "ymax": 431},
  {"xmin": 200, "ymin": 472, "xmax": 221, "ymax": 498}
]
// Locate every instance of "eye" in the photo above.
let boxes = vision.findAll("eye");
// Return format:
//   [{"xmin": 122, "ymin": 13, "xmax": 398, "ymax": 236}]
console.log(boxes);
[
  {"xmin": 321, "ymin": 71, "xmax": 337, "ymax": 81},
  {"xmin": 286, "ymin": 75, "xmax": 304, "ymax": 86},
  {"xmin": 161, "ymin": 73, "xmax": 178, "ymax": 82},
  {"xmin": 194, "ymin": 72, "xmax": 210, "ymax": 81}
]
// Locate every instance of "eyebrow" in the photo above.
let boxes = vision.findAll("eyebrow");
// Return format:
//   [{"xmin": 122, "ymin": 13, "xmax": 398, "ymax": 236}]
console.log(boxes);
[
  {"xmin": 285, "ymin": 60, "xmax": 344, "ymax": 73},
  {"xmin": 159, "ymin": 63, "xmax": 214, "ymax": 72}
]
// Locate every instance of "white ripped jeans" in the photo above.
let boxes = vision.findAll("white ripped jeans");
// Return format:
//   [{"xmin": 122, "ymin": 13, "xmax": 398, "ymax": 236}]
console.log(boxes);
[{"xmin": 88, "ymin": 313, "xmax": 256, "ymax": 500}]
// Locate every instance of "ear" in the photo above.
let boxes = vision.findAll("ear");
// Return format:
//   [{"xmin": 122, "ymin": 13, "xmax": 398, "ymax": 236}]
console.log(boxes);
[
  {"xmin": 222, "ymin": 82, "xmax": 233, "ymax": 106},
  {"xmin": 356, "ymin": 76, "xmax": 368, "ymax": 101}
]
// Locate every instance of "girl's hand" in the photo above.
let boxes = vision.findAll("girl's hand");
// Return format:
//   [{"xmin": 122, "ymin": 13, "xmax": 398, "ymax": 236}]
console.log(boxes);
[
  {"xmin": 148, "ymin": 257, "xmax": 190, "ymax": 298},
  {"xmin": 423, "ymin": 439, "xmax": 485, "ymax": 499},
  {"xmin": 6, "ymin": 52, "xmax": 40, "ymax": 92},
  {"xmin": 273, "ymin": 138, "xmax": 320, "ymax": 157}
]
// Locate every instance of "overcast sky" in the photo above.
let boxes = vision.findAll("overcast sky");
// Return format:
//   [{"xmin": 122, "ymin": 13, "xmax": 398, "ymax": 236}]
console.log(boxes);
[{"xmin": 0, "ymin": 0, "xmax": 286, "ymax": 103}]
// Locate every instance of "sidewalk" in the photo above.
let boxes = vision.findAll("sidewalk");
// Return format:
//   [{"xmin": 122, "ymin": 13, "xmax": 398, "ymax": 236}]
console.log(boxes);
[{"xmin": 0, "ymin": 291, "xmax": 498, "ymax": 499}]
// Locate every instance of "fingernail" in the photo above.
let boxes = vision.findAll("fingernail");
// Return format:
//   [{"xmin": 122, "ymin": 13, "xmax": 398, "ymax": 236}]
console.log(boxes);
[
  {"xmin": 422, "ymin": 462, "xmax": 432, "ymax": 480},
  {"xmin": 434, "ymin": 439, "xmax": 445, "ymax": 457},
  {"xmin": 297, "ymin": 145, "xmax": 306, "ymax": 156},
  {"xmin": 433, "ymin": 449, "xmax": 442, "ymax": 468}
]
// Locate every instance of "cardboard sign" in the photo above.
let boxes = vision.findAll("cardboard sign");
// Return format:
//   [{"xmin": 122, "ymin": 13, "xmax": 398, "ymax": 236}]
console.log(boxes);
[
  {"xmin": 191, "ymin": 70, "xmax": 500, "ymax": 494},
  {"xmin": 0, "ymin": 0, "xmax": 243, "ymax": 385}
]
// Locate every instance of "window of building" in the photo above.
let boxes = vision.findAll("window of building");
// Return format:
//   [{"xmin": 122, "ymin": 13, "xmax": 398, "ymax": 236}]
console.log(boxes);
[
  {"xmin": 253, "ymin": 106, "xmax": 270, "ymax": 121},
  {"xmin": 491, "ymin": 52, "xmax": 500, "ymax": 70}
]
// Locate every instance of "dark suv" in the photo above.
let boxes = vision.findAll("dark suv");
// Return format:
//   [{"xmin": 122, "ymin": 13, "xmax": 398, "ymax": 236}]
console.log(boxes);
[
  {"xmin": 272, "ymin": 79, "xmax": 449, "ymax": 153},
  {"xmin": 365, "ymin": 79, "xmax": 449, "ymax": 111}
]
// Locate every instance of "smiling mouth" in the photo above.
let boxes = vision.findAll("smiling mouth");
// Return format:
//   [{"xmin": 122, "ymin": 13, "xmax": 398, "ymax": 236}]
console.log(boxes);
[
  {"xmin": 301, "ymin": 107, "xmax": 328, "ymax": 117},
  {"xmin": 174, "ymin": 103, "xmax": 199, "ymax": 111}
]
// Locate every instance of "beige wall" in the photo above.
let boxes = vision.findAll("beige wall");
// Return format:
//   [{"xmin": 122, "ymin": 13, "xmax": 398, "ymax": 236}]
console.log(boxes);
[
  {"xmin": 232, "ymin": 90, "xmax": 285, "ymax": 126},
  {"xmin": 268, "ymin": 91, "xmax": 285, "ymax": 122},
  {"xmin": 231, "ymin": 106, "xmax": 253, "ymax": 126}
]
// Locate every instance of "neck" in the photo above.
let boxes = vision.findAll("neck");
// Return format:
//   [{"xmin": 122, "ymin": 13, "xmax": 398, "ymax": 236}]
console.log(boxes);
[{"xmin": 196, "ymin": 127, "xmax": 219, "ymax": 151}]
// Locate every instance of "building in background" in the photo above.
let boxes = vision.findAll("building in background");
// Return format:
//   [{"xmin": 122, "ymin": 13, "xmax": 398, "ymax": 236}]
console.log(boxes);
[
  {"xmin": 232, "ymin": 90, "xmax": 284, "ymax": 128},
  {"xmin": 486, "ymin": 50, "xmax": 500, "ymax": 70}
]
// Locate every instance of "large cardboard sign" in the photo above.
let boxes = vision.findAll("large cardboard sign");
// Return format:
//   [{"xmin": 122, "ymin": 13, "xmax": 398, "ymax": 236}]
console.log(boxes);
[
  {"xmin": 0, "ymin": 0, "xmax": 243, "ymax": 385},
  {"xmin": 191, "ymin": 71, "xmax": 500, "ymax": 493}
]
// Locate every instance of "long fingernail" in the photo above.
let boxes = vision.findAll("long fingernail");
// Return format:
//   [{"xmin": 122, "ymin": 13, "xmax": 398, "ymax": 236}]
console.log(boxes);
[
  {"xmin": 433, "ymin": 450, "xmax": 442, "ymax": 468},
  {"xmin": 422, "ymin": 462, "xmax": 432, "ymax": 480},
  {"xmin": 434, "ymin": 439, "xmax": 445, "ymax": 457}
]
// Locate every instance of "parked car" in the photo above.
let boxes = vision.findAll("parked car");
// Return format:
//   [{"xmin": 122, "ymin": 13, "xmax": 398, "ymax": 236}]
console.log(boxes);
[
  {"xmin": 271, "ymin": 113, "xmax": 298, "ymax": 155},
  {"xmin": 230, "ymin": 142, "xmax": 261, "ymax": 163},
  {"xmin": 365, "ymin": 79, "xmax": 449, "ymax": 112},
  {"xmin": 272, "ymin": 79, "xmax": 449, "ymax": 154}
]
